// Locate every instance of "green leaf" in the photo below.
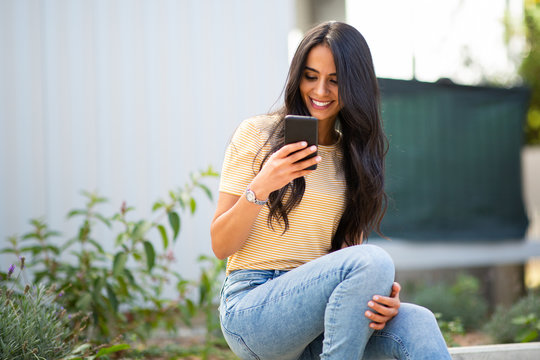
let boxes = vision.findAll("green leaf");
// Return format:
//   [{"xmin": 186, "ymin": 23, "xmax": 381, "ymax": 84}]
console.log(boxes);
[
  {"xmin": 95, "ymin": 213, "xmax": 111, "ymax": 228},
  {"xmin": 202, "ymin": 165, "xmax": 219, "ymax": 177},
  {"xmin": 22, "ymin": 233, "xmax": 40, "ymax": 240},
  {"xmin": 168, "ymin": 211, "xmax": 180, "ymax": 241},
  {"xmin": 123, "ymin": 268, "xmax": 136, "ymax": 286},
  {"xmin": 132, "ymin": 220, "xmax": 152, "ymax": 241},
  {"xmin": 93, "ymin": 276, "xmax": 106, "ymax": 294},
  {"xmin": 88, "ymin": 239, "xmax": 105, "ymax": 254},
  {"xmin": 190, "ymin": 198, "xmax": 197, "ymax": 214},
  {"xmin": 115, "ymin": 233, "xmax": 128, "ymax": 247},
  {"xmin": 152, "ymin": 201, "xmax": 164, "ymax": 212},
  {"xmin": 113, "ymin": 252, "xmax": 128, "ymax": 277},
  {"xmin": 44, "ymin": 230, "xmax": 61, "ymax": 238},
  {"xmin": 67, "ymin": 209, "xmax": 87, "ymax": 218},
  {"xmin": 106, "ymin": 284, "xmax": 118, "ymax": 313},
  {"xmin": 76, "ymin": 293, "xmax": 92, "ymax": 310},
  {"xmin": 0, "ymin": 248, "xmax": 17, "ymax": 254},
  {"xmin": 143, "ymin": 241, "xmax": 156, "ymax": 272},
  {"xmin": 197, "ymin": 183, "xmax": 213, "ymax": 201},
  {"xmin": 516, "ymin": 329, "xmax": 539, "ymax": 343},
  {"xmin": 157, "ymin": 224, "xmax": 168, "ymax": 250},
  {"xmin": 95, "ymin": 344, "xmax": 130, "ymax": 357}
]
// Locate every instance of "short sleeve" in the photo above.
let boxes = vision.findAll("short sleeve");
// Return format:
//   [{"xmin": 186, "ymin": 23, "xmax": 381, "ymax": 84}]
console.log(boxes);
[{"xmin": 219, "ymin": 119, "xmax": 268, "ymax": 196}]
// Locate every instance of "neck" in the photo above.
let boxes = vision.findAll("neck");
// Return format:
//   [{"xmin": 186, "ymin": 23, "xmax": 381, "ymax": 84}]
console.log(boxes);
[{"xmin": 318, "ymin": 119, "xmax": 338, "ymax": 145}]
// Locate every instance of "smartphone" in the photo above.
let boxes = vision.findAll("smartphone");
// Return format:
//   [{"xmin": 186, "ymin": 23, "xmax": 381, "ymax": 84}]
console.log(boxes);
[{"xmin": 284, "ymin": 115, "xmax": 318, "ymax": 170}]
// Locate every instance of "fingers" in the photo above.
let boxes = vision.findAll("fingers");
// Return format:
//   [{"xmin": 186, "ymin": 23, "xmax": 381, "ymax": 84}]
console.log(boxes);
[
  {"xmin": 275, "ymin": 141, "xmax": 310, "ymax": 158},
  {"xmin": 365, "ymin": 286, "xmax": 402, "ymax": 330},
  {"xmin": 371, "ymin": 294, "xmax": 400, "ymax": 308},
  {"xmin": 365, "ymin": 309, "xmax": 389, "ymax": 329},
  {"xmin": 368, "ymin": 298, "xmax": 399, "ymax": 316},
  {"xmin": 390, "ymin": 282, "xmax": 402, "ymax": 298}
]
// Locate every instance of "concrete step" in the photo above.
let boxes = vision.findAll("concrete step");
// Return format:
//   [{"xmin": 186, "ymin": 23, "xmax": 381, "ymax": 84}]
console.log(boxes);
[{"xmin": 449, "ymin": 342, "xmax": 540, "ymax": 359}]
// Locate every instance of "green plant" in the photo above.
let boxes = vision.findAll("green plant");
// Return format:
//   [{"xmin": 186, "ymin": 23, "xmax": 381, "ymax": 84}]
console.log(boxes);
[
  {"xmin": 0, "ymin": 258, "xmax": 129, "ymax": 360},
  {"xmin": 1, "ymin": 260, "xmax": 79, "ymax": 359},
  {"xmin": 484, "ymin": 290, "xmax": 540, "ymax": 343},
  {"xmin": 521, "ymin": 1, "xmax": 540, "ymax": 145},
  {"xmin": 1, "ymin": 166, "xmax": 219, "ymax": 344},
  {"xmin": 512, "ymin": 313, "xmax": 540, "ymax": 342},
  {"xmin": 408, "ymin": 274, "xmax": 489, "ymax": 331},
  {"xmin": 434, "ymin": 313, "xmax": 465, "ymax": 347},
  {"xmin": 197, "ymin": 255, "xmax": 227, "ymax": 358}
]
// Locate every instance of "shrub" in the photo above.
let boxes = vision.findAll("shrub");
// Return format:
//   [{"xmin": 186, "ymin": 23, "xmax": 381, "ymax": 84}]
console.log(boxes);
[
  {"xmin": 0, "ymin": 166, "xmax": 219, "ymax": 344},
  {"xmin": 484, "ymin": 290, "xmax": 540, "ymax": 343},
  {"xmin": 0, "ymin": 262, "xmax": 80, "ymax": 359},
  {"xmin": 434, "ymin": 313, "xmax": 465, "ymax": 347},
  {"xmin": 408, "ymin": 274, "xmax": 489, "ymax": 331},
  {"xmin": 0, "ymin": 258, "xmax": 130, "ymax": 359}
]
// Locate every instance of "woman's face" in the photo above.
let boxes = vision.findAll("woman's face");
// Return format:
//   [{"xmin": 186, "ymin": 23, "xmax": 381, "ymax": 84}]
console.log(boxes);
[{"xmin": 299, "ymin": 44, "xmax": 341, "ymax": 124}]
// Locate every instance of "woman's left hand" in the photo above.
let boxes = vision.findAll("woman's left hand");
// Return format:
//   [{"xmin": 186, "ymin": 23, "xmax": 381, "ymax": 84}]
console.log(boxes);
[{"xmin": 365, "ymin": 282, "xmax": 401, "ymax": 330}]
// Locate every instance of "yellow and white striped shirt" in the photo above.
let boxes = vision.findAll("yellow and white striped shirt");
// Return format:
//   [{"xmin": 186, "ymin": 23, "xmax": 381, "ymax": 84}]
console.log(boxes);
[{"xmin": 219, "ymin": 115, "xmax": 346, "ymax": 274}]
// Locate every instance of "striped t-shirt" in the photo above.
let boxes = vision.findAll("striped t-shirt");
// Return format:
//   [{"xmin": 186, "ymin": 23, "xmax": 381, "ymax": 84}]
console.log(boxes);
[{"xmin": 219, "ymin": 115, "xmax": 346, "ymax": 274}]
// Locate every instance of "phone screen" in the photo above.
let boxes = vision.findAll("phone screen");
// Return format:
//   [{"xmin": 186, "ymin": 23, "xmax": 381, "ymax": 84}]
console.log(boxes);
[{"xmin": 284, "ymin": 115, "xmax": 318, "ymax": 170}]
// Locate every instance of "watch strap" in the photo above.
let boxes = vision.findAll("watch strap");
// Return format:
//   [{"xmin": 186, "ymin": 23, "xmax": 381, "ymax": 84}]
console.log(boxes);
[{"xmin": 245, "ymin": 188, "xmax": 268, "ymax": 205}]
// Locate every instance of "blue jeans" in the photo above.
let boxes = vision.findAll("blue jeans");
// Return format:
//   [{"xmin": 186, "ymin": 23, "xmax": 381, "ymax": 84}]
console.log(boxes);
[{"xmin": 219, "ymin": 245, "xmax": 451, "ymax": 359}]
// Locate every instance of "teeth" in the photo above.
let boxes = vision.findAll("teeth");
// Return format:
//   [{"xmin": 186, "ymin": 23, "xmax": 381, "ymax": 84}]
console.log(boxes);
[{"xmin": 312, "ymin": 99, "xmax": 331, "ymax": 107}]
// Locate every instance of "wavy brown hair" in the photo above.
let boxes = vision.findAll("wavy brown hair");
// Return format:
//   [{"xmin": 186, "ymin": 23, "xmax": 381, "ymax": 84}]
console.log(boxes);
[{"xmin": 260, "ymin": 21, "xmax": 388, "ymax": 251}]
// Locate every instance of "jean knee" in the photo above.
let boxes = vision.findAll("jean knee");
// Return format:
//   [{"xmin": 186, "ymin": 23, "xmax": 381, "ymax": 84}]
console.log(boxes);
[
  {"xmin": 344, "ymin": 245, "xmax": 395, "ymax": 291},
  {"xmin": 400, "ymin": 303, "xmax": 438, "ymax": 329}
]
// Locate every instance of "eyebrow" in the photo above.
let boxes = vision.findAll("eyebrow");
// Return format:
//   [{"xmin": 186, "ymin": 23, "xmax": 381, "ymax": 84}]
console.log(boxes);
[{"xmin": 305, "ymin": 66, "xmax": 337, "ymax": 76}]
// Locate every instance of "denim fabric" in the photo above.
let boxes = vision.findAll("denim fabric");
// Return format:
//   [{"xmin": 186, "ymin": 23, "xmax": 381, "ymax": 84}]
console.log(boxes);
[{"xmin": 219, "ymin": 245, "xmax": 451, "ymax": 360}]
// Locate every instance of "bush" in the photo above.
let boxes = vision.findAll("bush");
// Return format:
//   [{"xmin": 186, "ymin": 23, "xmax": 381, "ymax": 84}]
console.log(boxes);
[
  {"xmin": 408, "ymin": 274, "xmax": 489, "ymax": 331},
  {"xmin": 484, "ymin": 290, "xmax": 540, "ymax": 343},
  {"xmin": 0, "ymin": 166, "xmax": 219, "ymax": 344},
  {"xmin": 0, "ymin": 259, "xmax": 129, "ymax": 359},
  {"xmin": 434, "ymin": 313, "xmax": 465, "ymax": 347},
  {"xmin": 521, "ymin": 3, "xmax": 540, "ymax": 145},
  {"xmin": 1, "ymin": 265, "xmax": 80, "ymax": 359}
]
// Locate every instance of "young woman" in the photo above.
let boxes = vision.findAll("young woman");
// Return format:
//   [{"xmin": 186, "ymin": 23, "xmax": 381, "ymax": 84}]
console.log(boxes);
[{"xmin": 211, "ymin": 21, "xmax": 451, "ymax": 360}]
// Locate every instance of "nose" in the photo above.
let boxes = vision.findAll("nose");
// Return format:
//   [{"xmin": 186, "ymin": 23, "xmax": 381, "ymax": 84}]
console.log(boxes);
[{"xmin": 314, "ymin": 79, "xmax": 329, "ymax": 97}]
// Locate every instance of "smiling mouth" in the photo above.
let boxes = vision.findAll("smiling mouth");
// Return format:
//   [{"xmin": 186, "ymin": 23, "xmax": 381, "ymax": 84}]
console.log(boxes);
[{"xmin": 310, "ymin": 98, "xmax": 332, "ymax": 109}]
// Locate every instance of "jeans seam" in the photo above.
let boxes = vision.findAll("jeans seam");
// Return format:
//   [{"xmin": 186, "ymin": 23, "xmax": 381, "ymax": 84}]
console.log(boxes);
[
  {"xmin": 228, "ymin": 269, "xmax": 347, "ymax": 315},
  {"xmin": 221, "ymin": 321, "xmax": 261, "ymax": 360},
  {"xmin": 372, "ymin": 330, "xmax": 411, "ymax": 360}
]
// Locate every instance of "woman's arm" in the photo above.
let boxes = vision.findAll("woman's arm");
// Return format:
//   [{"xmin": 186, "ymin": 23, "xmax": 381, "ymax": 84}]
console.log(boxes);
[{"xmin": 211, "ymin": 142, "xmax": 321, "ymax": 259}]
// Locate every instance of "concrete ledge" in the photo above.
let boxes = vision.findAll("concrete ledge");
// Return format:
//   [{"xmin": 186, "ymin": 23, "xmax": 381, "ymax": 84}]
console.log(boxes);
[{"xmin": 449, "ymin": 342, "xmax": 540, "ymax": 359}]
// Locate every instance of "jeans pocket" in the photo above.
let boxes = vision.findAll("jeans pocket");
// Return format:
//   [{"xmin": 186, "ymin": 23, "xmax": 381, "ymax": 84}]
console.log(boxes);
[
  {"xmin": 222, "ymin": 274, "xmax": 270, "ymax": 312},
  {"xmin": 221, "ymin": 322, "xmax": 260, "ymax": 360}
]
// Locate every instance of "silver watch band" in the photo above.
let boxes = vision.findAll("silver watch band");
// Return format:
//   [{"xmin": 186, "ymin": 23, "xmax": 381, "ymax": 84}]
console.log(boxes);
[{"xmin": 245, "ymin": 188, "xmax": 267, "ymax": 205}]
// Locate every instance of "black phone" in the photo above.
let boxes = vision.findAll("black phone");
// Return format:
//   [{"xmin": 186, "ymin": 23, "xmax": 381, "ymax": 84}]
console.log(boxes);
[{"xmin": 284, "ymin": 115, "xmax": 318, "ymax": 170}]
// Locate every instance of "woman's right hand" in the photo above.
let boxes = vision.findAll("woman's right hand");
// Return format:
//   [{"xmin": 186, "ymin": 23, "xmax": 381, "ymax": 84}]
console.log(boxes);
[
  {"xmin": 210, "ymin": 141, "xmax": 320, "ymax": 260},
  {"xmin": 249, "ymin": 141, "xmax": 321, "ymax": 200}
]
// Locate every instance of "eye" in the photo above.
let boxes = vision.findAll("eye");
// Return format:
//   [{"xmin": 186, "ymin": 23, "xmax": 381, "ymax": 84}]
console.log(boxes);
[
  {"xmin": 304, "ymin": 73, "xmax": 317, "ymax": 81},
  {"xmin": 330, "ymin": 79, "xmax": 338, "ymax": 84}
]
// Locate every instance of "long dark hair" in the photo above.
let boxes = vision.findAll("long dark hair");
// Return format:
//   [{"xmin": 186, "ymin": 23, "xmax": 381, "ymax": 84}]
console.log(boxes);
[{"xmin": 260, "ymin": 21, "xmax": 388, "ymax": 251}]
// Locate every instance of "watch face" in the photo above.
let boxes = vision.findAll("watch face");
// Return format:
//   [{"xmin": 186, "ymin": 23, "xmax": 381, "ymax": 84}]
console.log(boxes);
[{"xmin": 246, "ymin": 189, "xmax": 255, "ymax": 202}]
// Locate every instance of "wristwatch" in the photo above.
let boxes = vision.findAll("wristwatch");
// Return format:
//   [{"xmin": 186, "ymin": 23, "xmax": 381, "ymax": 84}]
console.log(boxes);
[{"xmin": 245, "ymin": 188, "xmax": 268, "ymax": 206}]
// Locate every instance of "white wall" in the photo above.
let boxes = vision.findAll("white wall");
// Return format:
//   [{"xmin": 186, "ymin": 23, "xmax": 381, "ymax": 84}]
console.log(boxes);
[
  {"xmin": 346, "ymin": 0, "xmax": 524, "ymax": 85},
  {"xmin": 0, "ymin": 0, "xmax": 295, "ymax": 278}
]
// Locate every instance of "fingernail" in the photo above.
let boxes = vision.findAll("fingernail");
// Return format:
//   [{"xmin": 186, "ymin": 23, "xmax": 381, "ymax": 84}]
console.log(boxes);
[
  {"xmin": 301, "ymin": 141, "xmax": 307, "ymax": 146},
  {"xmin": 310, "ymin": 145, "xmax": 317, "ymax": 151},
  {"xmin": 373, "ymin": 296, "xmax": 379, "ymax": 301},
  {"xmin": 316, "ymin": 156, "xmax": 322, "ymax": 162},
  {"xmin": 368, "ymin": 301, "xmax": 374, "ymax": 307}
]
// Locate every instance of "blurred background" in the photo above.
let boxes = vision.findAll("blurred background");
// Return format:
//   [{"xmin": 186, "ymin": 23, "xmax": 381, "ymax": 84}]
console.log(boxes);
[{"xmin": 1, "ymin": 0, "xmax": 539, "ymax": 306}]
